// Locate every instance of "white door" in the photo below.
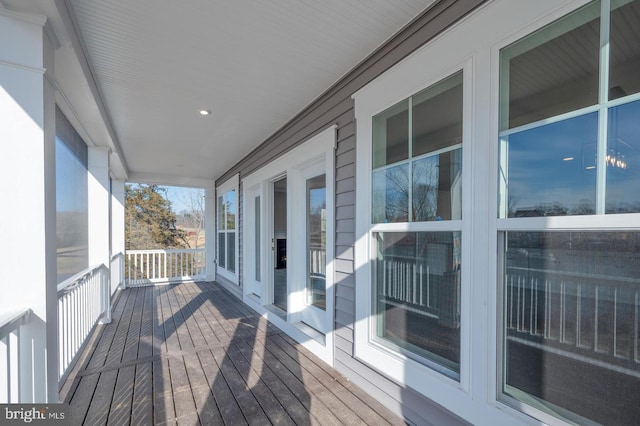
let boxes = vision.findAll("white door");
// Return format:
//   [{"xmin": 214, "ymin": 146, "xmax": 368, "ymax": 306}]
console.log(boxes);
[
  {"xmin": 302, "ymin": 173, "xmax": 328, "ymax": 333},
  {"xmin": 241, "ymin": 126, "xmax": 335, "ymax": 342},
  {"xmin": 296, "ymin": 161, "xmax": 330, "ymax": 333}
]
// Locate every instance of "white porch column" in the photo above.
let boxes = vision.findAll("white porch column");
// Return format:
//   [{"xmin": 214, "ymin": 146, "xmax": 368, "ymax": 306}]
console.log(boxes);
[
  {"xmin": 0, "ymin": 10, "xmax": 58, "ymax": 402},
  {"xmin": 88, "ymin": 147, "xmax": 111, "ymax": 266},
  {"xmin": 88, "ymin": 147, "xmax": 112, "ymax": 323},
  {"xmin": 110, "ymin": 179, "xmax": 125, "ymax": 293},
  {"xmin": 205, "ymin": 184, "xmax": 217, "ymax": 281}
]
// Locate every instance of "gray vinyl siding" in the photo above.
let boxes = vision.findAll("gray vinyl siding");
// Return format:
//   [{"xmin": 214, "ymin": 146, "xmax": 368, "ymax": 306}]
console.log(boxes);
[{"xmin": 215, "ymin": 1, "xmax": 484, "ymax": 424}]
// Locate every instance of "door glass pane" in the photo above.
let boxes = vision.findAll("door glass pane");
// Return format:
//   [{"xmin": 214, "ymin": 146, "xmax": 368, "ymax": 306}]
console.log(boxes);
[
  {"xmin": 217, "ymin": 232, "xmax": 225, "ymax": 269},
  {"xmin": 502, "ymin": 231, "xmax": 640, "ymax": 425},
  {"xmin": 226, "ymin": 190, "xmax": 236, "ymax": 230},
  {"xmin": 606, "ymin": 100, "xmax": 640, "ymax": 213},
  {"xmin": 306, "ymin": 174, "xmax": 326, "ymax": 310},
  {"xmin": 255, "ymin": 196, "xmax": 261, "ymax": 281},
  {"xmin": 273, "ymin": 178, "xmax": 287, "ymax": 311},
  {"xmin": 500, "ymin": 1, "xmax": 600, "ymax": 130},
  {"xmin": 609, "ymin": 0, "xmax": 640, "ymax": 100},
  {"xmin": 374, "ymin": 231, "xmax": 461, "ymax": 378},
  {"xmin": 217, "ymin": 195, "xmax": 225, "ymax": 230},
  {"xmin": 502, "ymin": 112, "xmax": 598, "ymax": 217},
  {"xmin": 227, "ymin": 232, "xmax": 235, "ymax": 273}
]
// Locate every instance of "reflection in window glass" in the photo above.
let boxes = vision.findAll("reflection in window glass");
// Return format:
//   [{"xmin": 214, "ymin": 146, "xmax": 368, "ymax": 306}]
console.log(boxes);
[
  {"xmin": 606, "ymin": 100, "xmax": 640, "ymax": 213},
  {"xmin": 227, "ymin": 233, "xmax": 235, "ymax": 273},
  {"xmin": 373, "ymin": 100, "xmax": 409, "ymax": 168},
  {"xmin": 413, "ymin": 149, "xmax": 462, "ymax": 221},
  {"xmin": 56, "ymin": 108, "xmax": 88, "ymax": 283},
  {"xmin": 217, "ymin": 188, "xmax": 236, "ymax": 275},
  {"xmin": 306, "ymin": 175, "xmax": 326, "ymax": 310},
  {"xmin": 374, "ymin": 232, "xmax": 461, "ymax": 378},
  {"xmin": 609, "ymin": 0, "xmax": 640, "ymax": 100},
  {"xmin": 226, "ymin": 190, "xmax": 236, "ymax": 230},
  {"xmin": 502, "ymin": 231, "xmax": 640, "ymax": 425},
  {"xmin": 500, "ymin": 2, "xmax": 600, "ymax": 130},
  {"xmin": 413, "ymin": 72, "xmax": 463, "ymax": 157},
  {"xmin": 503, "ymin": 113, "xmax": 598, "ymax": 217},
  {"xmin": 372, "ymin": 164, "xmax": 409, "ymax": 223},
  {"xmin": 218, "ymin": 233, "xmax": 225, "ymax": 269},
  {"xmin": 372, "ymin": 71, "xmax": 463, "ymax": 224},
  {"xmin": 217, "ymin": 196, "xmax": 224, "ymax": 230}
]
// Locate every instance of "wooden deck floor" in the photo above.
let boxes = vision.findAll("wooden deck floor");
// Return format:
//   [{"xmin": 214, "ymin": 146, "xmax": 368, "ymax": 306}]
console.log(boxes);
[{"xmin": 61, "ymin": 281, "xmax": 406, "ymax": 425}]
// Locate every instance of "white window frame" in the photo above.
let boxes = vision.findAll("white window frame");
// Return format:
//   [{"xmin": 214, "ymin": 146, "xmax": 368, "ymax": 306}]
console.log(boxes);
[
  {"xmin": 354, "ymin": 54, "xmax": 474, "ymax": 403},
  {"xmin": 216, "ymin": 173, "xmax": 239, "ymax": 284},
  {"xmin": 493, "ymin": 0, "xmax": 640, "ymax": 424},
  {"xmin": 354, "ymin": 1, "xmax": 603, "ymax": 425}
]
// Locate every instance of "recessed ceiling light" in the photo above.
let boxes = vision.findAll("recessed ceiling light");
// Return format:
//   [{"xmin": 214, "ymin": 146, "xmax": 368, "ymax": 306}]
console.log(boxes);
[
  {"xmin": 198, "ymin": 109, "xmax": 211, "ymax": 116},
  {"xmin": 585, "ymin": 166, "xmax": 596, "ymax": 170},
  {"xmin": 563, "ymin": 157, "xmax": 574, "ymax": 161}
]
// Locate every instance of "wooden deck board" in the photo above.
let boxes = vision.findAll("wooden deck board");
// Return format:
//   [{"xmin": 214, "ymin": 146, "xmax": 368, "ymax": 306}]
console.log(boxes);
[{"xmin": 62, "ymin": 281, "xmax": 406, "ymax": 425}]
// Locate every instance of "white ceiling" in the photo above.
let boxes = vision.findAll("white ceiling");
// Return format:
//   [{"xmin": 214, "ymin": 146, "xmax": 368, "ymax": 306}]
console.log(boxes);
[{"xmin": 4, "ymin": 0, "xmax": 435, "ymax": 186}]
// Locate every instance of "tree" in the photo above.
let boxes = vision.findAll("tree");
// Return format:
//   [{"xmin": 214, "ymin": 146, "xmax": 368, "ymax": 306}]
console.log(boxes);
[
  {"xmin": 125, "ymin": 184, "xmax": 187, "ymax": 249},
  {"xmin": 175, "ymin": 189, "xmax": 205, "ymax": 248}
]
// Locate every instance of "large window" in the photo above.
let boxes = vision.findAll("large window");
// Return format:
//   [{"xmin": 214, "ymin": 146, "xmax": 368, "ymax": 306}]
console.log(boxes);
[
  {"xmin": 368, "ymin": 71, "xmax": 464, "ymax": 379},
  {"xmin": 217, "ymin": 175, "xmax": 238, "ymax": 283},
  {"xmin": 499, "ymin": 0, "xmax": 640, "ymax": 218},
  {"xmin": 499, "ymin": 1, "xmax": 640, "ymax": 424},
  {"xmin": 56, "ymin": 107, "xmax": 88, "ymax": 283}
]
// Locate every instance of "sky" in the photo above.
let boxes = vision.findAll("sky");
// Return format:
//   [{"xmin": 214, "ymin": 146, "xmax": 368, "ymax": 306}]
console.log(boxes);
[{"xmin": 158, "ymin": 185, "xmax": 205, "ymax": 214}]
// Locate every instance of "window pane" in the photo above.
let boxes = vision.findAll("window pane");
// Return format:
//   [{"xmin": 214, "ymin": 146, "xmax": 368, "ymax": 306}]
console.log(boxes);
[
  {"xmin": 606, "ymin": 100, "xmax": 640, "ymax": 213},
  {"xmin": 255, "ymin": 196, "xmax": 261, "ymax": 282},
  {"xmin": 609, "ymin": 0, "xmax": 640, "ymax": 100},
  {"xmin": 502, "ymin": 231, "xmax": 640, "ymax": 425},
  {"xmin": 412, "ymin": 72, "xmax": 463, "ymax": 157},
  {"xmin": 413, "ymin": 149, "xmax": 462, "ymax": 221},
  {"xmin": 56, "ymin": 138, "xmax": 88, "ymax": 283},
  {"xmin": 372, "ymin": 164, "xmax": 409, "ymax": 223},
  {"xmin": 217, "ymin": 195, "xmax": 224, "ymax": 231},
  {"xmin": 226, "ymin": 190, "xmax": 236, "ymax": 230},
  {"xmin": 503, "ymin": 113, "xmax": 598, "ymax": 217},
  {"xmin": 217, "ymin": 232, "xmax": 225, "ymax": 269},
  {"xmin": 373, "ymin": 100, "xmax": 409, "ymax": 168},
  {"xmin": 500, "ymin": 2, "xmax": 600, "ymax": 130},
  {"xmin": 374, "ymin": 232, "xmax": 461, "ymax": 377},
  {"xmin": 307, "ymin": 174, "xmax": 326, "ymax": 310},
  {"xmin": 227, "ymin": 232, "xmax": 235, "ymax": 273}
]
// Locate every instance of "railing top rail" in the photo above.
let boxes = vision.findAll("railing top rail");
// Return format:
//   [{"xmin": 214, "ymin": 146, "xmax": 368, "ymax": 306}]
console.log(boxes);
[
  {"xmin": 125, "ymin": 248, "xmax": 205, "ymax": 254},
  {"xmin": 0, "ymin": 308, "xmax": 32, "ymax": 340},
  {"xmin": 506, "ymin": 266, "xmax": 640, "ymax": 285},
  {"xmin": 57, "ymin": 263, "xmax": 108, "ymax": 294}
]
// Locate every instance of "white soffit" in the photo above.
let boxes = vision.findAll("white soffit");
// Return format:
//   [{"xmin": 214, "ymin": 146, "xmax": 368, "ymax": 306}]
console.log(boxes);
[{"xmin": 65, "ymin": 0, "xmax": 434, "ymax": 185}]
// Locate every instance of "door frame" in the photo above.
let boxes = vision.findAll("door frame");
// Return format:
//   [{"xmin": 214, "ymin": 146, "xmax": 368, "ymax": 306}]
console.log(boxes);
[
  {"xmin": 290, "ymin": 158, "xmax": 330, "ymax": 333},
  {"xmin": 241, "ymin": 125, "xmax": 336, "ymax": 365}
]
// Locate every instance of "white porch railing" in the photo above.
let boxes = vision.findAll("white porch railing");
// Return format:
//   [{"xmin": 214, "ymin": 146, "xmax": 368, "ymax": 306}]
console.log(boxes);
[
  {"xmin": 505, "ymin": 267, "xmax": 640, "ymax": 373},
  {"xmin": 57, "ymin": 264, "xmax": 111, "ymax": 383},
  {"xmin": 0, "ymin": 309, "xmax": 32, "ymax": 403},
  {"xmin": 378, "ymin": 255, "xmax": 461, "ymax": 328},
  {"xmin": 309, "ymin": 247, "xmax": 326, "ymax": 275},
  {"xmin": 110, "ymin": 252, "xmax": 125, "ymax": 294},
  {"xmin": 125, "ymin": 248, "xmax": 205, "ymax": 286}
]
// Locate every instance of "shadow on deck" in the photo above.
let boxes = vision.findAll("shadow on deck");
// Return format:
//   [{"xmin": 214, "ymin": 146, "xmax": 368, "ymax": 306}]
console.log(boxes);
[{"xmin": 61, "ymin": 281, "xmax": 405, "ymax": 425}]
